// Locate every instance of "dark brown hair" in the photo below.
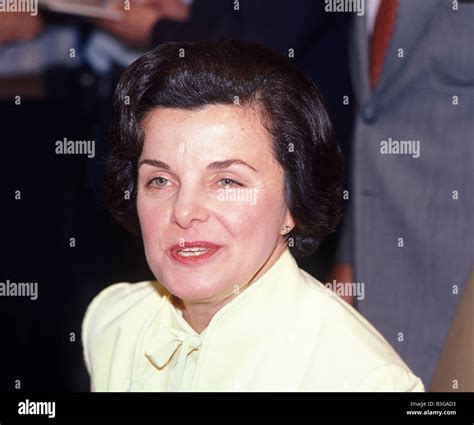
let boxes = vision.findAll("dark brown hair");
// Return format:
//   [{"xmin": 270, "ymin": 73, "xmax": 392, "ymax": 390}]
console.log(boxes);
[{"xmin": 106, "ymin": 40, "xmax": 343, "ymax": 258}]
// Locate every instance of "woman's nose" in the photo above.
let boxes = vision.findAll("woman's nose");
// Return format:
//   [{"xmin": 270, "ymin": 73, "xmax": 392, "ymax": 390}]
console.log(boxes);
[{"xmin": 171, "ymin": 185, "xmax": 211, "ymax": 229}]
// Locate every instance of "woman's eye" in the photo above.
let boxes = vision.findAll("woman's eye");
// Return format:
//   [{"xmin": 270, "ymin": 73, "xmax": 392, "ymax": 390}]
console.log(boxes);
[
  {"xmin": 149, "ymin": 177, "xmax": 170, "ymax": 188},
  {"xmin": 218, "ymin": 178, "xmax": 242, "ymax": 188}
]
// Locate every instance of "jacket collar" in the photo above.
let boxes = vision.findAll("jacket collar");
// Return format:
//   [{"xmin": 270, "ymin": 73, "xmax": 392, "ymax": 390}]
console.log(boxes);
[{"xmin": 143, "ymin": 248, "xmax": 300, "ymax": 371}]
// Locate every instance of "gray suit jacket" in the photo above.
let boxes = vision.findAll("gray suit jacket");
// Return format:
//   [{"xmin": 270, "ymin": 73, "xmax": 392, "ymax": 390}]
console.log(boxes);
[{"xmin": 338, "ymin": 0, "xmax": 474, "ymax": 387}]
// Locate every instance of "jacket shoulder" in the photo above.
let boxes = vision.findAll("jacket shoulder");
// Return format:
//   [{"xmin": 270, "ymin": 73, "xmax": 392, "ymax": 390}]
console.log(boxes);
[
  {"xmin": 296, "ymin": 270, "xmax": 425, "ymax": 391},
  {"xmin": 81, "ymin": 281, "xmax": 166, "ymax": 377}
]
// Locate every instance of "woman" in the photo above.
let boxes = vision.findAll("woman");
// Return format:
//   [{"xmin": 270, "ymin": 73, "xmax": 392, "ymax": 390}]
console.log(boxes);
[{"xmin": 82, "ymin": 40, "xmax": 424, "ymax": 392}]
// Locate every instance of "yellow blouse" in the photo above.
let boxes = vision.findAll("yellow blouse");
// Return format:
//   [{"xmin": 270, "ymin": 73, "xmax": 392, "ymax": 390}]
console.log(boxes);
[{"xmin": 82, "ymin": 248, "xmax": 424, "ymax": 392}]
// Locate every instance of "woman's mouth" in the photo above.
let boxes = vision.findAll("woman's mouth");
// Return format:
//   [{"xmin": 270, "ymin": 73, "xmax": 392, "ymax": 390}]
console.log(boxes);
[
  {"xmin": 169, "ymin": 241, "xmax": 222, "ymax": 265},
  {"xmin": 177, "ymin": 247, "xmax": 210, "ymax": 257}
]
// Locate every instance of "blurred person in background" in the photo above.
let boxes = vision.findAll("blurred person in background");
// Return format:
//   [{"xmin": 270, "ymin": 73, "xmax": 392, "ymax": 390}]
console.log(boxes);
[
  {"xmin": 0, "ymin": 12, "xmax": 43, "ymax": 46},
  {"xmin": 0, "ymin": 7, "xmax": 151, "ymax": 391},
  {"xmin": 329, "ymin": 0, "xmax": 474, "ymax": 387}
]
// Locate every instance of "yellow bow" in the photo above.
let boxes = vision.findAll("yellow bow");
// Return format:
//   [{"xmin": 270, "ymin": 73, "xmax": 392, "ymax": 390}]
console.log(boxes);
[{"xmin": 145, "ymin": 327, "xmax": 202, "ymax": 380}]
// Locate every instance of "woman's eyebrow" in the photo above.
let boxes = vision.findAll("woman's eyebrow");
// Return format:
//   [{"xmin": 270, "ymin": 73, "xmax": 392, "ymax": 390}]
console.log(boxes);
[
  {"xmin": 138, "ymin": 159, "xmax": 170, "ymax": 170},
  {"xmin": 207, "ymin": 159, "xmax": 258, "ymax": 172},
  {"xmin": 138, "ymin": 158, "xmax": 258, "ymax": 172}
]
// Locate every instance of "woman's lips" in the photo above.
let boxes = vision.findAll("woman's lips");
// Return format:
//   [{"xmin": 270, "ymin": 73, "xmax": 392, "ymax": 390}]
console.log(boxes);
[{"xmin": 169, "ymin": 241, "xmax": 222, "ymax": 265}]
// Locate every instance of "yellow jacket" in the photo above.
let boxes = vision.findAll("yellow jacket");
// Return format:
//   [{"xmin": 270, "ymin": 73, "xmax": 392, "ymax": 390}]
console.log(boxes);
[{"xmin": 82, "ymin": 248, "xmax": 424, "ymax": 392}]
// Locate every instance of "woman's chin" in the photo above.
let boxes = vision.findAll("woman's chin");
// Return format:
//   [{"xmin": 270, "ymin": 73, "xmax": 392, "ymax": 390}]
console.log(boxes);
[{"xmin": 163, "ymin": 279, "xmax": 224, "ymax": 302}]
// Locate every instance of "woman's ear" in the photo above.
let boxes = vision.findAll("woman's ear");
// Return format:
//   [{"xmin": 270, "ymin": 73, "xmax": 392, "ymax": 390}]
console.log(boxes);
[{"xmin": 283, "ymin": 209, "xmax": 296, "ymax": 232}]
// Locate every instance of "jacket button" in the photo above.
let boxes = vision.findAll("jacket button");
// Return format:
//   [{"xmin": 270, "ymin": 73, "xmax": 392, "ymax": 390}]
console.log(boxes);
[{"xmin": 362, "ymin": 103, "xmax": 377, "ymax": 123}]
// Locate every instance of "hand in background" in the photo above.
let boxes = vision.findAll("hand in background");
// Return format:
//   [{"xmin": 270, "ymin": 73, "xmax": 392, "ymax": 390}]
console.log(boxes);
[
  {"xmin": 0, "ymin": 13, "xmax": 43, "ymax": 47},
  {"xmin": 94, "ymin": 0, "xmax": 190, "ymax": 48},
  {"xmin": 145, "ymin": 0, "xmax": 191, "ymax": 22}
]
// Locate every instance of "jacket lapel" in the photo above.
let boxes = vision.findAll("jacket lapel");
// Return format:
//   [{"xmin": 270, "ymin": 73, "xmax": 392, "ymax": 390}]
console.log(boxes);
[
  {"xmin": 350, "ymin": 14, "xmax": 371, "ymax": 107},
  {"xmin": 372, "ymin": 0, "xmax": 441, "ymax": 95}
]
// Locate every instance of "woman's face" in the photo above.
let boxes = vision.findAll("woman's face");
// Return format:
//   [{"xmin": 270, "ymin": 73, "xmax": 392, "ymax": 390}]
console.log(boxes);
[{"xmin": 137, "ymin": 104, "xmax": 294, "ymax": 304}]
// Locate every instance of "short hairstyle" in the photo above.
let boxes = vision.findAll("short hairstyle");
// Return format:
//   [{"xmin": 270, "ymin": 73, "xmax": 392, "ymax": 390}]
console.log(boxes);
[{"xmin": 106, "ymin": 40, "xmax": 343, "ymax": 258}]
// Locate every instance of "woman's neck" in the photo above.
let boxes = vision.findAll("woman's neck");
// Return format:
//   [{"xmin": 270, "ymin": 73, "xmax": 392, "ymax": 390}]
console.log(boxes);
[{"xmin": 176, "ymin": 242, "xmax": 288, "ymax": 334}]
